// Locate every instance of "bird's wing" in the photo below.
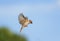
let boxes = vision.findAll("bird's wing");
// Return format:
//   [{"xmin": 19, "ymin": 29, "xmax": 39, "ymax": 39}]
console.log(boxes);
[
  {"xmin": 18, "ymin": 13, "xmax": 25, "ymax": 21},
  {"xmin": 24, "ymin": 16, "xmax": 28, "ymax": 20},
  {"xmin": 18, "ymin": 13, "xmax": 28, "ymax": 21}
]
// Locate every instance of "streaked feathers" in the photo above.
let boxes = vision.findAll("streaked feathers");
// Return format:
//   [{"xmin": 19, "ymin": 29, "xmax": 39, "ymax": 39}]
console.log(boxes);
[{"xmin": 18, "ymin": 13, "xmax": 32, "ymax": 32}]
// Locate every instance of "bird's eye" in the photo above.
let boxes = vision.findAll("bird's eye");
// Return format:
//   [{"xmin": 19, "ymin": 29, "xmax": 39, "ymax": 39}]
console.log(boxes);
[{"xmin": 29, "ymin": 20, "xmax": 32, "ymax": 24}]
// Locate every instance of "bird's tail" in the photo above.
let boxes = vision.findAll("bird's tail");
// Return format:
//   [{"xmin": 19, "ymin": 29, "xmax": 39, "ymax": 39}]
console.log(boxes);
[{"xmin": 20, "ymin": 26, "xmax": 23, "ymax": 32}]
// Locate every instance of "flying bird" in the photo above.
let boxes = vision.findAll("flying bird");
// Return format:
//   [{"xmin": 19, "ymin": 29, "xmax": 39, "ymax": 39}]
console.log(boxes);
[{"xmin": 18, "ymin": 13, "xmax": 32, "ymax": 32}]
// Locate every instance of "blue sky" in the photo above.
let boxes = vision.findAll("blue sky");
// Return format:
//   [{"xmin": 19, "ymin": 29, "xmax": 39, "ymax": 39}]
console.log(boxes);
[{"xmin": 0, "ymin": 0, "xmax": 60, "ymax": 41}]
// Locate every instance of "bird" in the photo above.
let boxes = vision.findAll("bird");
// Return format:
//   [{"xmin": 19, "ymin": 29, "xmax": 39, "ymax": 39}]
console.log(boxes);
[{"xmin": 18, "ymin": 13, "xmax": 32, "ymax": 32}]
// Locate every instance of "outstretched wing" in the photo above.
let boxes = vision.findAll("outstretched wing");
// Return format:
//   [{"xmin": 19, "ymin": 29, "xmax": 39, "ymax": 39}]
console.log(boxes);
[
  {"xmin": 18, "ymin": 13, "xmax": 25, "ymax": 21},
  {"xmin": 18, "ymin": 13, "xmax": 28, "ymax": 21},
  {"xmin": 18, "ymin": 13, "xmax": 28, "ymax": 24}
]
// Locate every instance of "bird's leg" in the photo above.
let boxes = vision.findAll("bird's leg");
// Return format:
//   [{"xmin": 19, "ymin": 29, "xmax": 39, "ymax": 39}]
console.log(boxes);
[{"xmin": 20, "ymin": 26, "xmax": 23, "ymax": 32}]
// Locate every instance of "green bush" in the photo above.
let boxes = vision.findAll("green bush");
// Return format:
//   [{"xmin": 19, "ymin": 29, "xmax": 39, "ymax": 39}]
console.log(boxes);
[{"xmin": 0, "ymin": 27, "xmax": 27, "ymax": 41}]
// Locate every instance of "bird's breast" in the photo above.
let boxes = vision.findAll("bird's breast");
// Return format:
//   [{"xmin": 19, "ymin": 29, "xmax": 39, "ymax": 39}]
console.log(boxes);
[{"xmin": 24, "ymin": 21, "xmax": 29, "ymax": 25}]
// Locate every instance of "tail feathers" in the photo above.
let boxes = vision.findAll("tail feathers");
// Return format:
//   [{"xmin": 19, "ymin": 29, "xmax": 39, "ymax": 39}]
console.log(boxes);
[{"xmin": 20, "ymin": 26, "xmax": 23, "ymax": 32}]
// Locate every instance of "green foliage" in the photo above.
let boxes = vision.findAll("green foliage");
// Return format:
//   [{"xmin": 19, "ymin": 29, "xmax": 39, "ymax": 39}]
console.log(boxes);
[{"xmin": 0, "ymin": 27, "xmax": 27, "ymax": 41}]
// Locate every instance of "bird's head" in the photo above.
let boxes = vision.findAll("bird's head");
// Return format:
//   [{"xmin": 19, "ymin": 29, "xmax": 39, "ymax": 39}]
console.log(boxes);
[{"xmin": 29, "ymin": 20, "xmax": 32, "ymax": 24}]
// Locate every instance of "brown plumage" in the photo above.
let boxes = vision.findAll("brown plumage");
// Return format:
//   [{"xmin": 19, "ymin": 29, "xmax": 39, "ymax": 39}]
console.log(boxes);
[{"xmin": 18, "ymin": 13, "xmax": 32, "ymax": 32}]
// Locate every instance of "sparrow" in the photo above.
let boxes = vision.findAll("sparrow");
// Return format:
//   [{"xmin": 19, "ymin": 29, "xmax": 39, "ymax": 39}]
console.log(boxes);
[{"xmin": 18, "ymin": 13, "xmax": 32, "ymax": 32}]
